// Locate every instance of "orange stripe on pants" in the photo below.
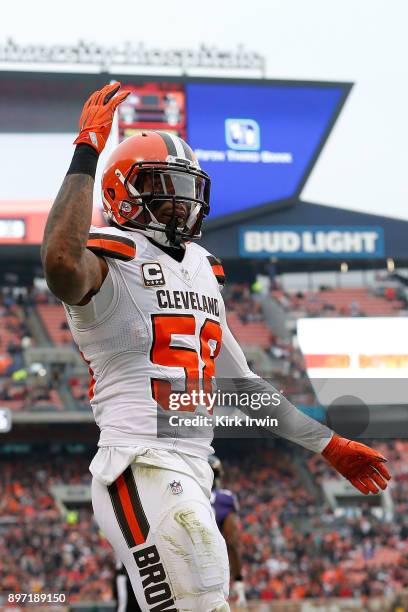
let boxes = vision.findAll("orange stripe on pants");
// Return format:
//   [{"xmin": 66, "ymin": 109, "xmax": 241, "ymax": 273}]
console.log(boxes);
[{"xmin": 116, "ymin": 474, "xmax": 146, "ymax": 546}]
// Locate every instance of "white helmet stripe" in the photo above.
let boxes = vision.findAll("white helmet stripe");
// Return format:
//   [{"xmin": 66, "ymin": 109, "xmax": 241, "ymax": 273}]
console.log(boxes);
[{"xmin": 167, "ymin": 132, "xmax": 186, "ymax": 159}]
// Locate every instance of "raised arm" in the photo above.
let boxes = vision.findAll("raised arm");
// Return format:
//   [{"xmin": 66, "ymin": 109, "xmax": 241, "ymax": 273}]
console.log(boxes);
[{"xmin": 41, "ymin": 82, "xmax": 129, "ymax": 305}]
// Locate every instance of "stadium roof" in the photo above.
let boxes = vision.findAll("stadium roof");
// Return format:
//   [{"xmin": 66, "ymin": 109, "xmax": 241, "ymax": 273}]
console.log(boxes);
[
  {"xmin": 201, "ymin": 200, "xmax": 408, "ymax": 263},
  {"xmin": 0, "ymin": 199, "xmax": 407, "ymax": 281}
]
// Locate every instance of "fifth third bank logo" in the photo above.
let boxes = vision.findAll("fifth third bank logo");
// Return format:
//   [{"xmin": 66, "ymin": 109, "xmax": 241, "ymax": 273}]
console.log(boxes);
[{"xmin": 225, "ymin": 118, "xmax": 261, "ymax": 151}]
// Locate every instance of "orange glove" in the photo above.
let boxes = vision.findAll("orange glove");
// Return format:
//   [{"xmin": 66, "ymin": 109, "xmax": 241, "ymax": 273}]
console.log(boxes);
[
  {"xmin": 322, "ymin": 434, "xmax": 391, "ymax": 494},
  {"xmin": 74, "ymin": 82, "xmax": 130, "ymax": 154}
]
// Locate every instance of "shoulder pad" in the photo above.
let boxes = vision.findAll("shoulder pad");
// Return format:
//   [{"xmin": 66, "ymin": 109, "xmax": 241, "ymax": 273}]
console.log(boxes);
[
  {"xmin": 87, "ymin": 231, "xmax": 136, "ymax": 261},
  {"xmin": 207, "ymin": 255, "xmax": 225, "ymax": 287}
]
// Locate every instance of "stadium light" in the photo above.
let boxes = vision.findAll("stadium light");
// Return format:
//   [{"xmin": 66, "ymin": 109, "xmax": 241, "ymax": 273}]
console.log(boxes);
[
  {"xmin": 387, "ymin": 258, "xmax": 395, "ymax": 272},
  {"xmin": 0, "ymin": 408, "xmax": 12, "ymax": 433}
]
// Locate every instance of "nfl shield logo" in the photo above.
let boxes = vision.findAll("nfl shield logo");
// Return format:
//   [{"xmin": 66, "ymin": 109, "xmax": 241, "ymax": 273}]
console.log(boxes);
[{"xmin": 169, "ymin": 480, "xmax": 183, "ymax": 495}]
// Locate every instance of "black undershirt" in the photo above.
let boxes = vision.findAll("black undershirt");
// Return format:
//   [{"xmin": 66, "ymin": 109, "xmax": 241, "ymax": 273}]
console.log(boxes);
[{"xmin": 147, "ymin": 237, "xmax": 186, "ymax": 263}]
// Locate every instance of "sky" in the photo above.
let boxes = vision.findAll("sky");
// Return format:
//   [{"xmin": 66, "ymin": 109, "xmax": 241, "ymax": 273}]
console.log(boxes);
[{"xmin": 1, "ymin": 0, "xmax": 407, "ymax": 219}]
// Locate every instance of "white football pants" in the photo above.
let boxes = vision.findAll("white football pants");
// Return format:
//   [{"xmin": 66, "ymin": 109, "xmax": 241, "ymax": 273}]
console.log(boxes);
[{"xmin": 92, "ymin": 462, "xmax": 230, "ymax": 611}]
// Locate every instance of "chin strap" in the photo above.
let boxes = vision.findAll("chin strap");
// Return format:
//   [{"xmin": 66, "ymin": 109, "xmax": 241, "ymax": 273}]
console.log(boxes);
[
  {"xmin": 145, "ymin": 197, "xmax": 184, "ymax": 247},
  {"xmin": 164, "ymin": 198, "xmax": 182, "ymax": 247}
]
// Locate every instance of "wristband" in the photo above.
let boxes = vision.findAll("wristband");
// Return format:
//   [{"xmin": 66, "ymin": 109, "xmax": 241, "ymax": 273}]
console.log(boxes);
[{"xmin": 67, "ymin": 144, "xmax": 99, "ymax": 178}]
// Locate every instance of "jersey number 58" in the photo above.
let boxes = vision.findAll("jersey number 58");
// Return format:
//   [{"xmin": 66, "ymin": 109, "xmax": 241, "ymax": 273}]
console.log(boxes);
[{"xmin": 150, "ymin": 314, "xmax": 222, "ymax": 414}]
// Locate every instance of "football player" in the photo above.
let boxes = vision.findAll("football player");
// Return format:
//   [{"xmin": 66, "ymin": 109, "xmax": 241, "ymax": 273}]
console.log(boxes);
[
  {"xmin": 209, "ymin": 456, "xmax": 247, "ymax": 608},
  {"xmin": 42, "ymin": 82, "xmax": 391, "ymax": 611},
  {"xmin": 113, "ymin": 557, "xmax": 138, "ymax": 612}
]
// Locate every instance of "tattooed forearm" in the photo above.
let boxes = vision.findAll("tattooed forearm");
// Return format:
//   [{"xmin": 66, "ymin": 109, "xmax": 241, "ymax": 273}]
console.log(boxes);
[{"xmin": 41, "ymin": 174, "xmax": 94, "ymax": 267}]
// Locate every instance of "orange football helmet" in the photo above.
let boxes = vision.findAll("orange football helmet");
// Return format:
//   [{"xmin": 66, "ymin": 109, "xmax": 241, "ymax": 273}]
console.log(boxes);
[{"xmin": 101, "ymin": 131, "xmax": 211, "ymax": 246}]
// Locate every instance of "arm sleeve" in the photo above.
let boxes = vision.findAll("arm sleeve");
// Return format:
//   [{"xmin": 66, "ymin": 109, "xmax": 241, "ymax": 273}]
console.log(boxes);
[{"xmin": 216, "ymin": 295, "xmax": 333, "ymax": 453}]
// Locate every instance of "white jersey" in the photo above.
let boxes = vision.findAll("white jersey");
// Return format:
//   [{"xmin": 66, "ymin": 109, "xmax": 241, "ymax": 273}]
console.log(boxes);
[
  {"xmin": 64, "ymin": 225, "xmax": 332, "ymax": 485},
  {"xmin": 64, "ymin": 226, "xmax": 224, "ymax": 459}
]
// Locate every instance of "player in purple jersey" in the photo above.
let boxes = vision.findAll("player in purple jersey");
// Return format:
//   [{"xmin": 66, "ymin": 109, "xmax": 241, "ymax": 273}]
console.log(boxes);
[{"xmin": 209, "ymin": 455, "xmax": 247, "ymax": 608}]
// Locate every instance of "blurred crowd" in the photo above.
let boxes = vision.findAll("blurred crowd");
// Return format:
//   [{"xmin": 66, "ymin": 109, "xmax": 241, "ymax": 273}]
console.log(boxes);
[
  {"xmin": 0, "ymin": 287, "xmax": 69, "ymax": 411},
  {"xmin": 271, "ymin": 284, "xmax": 407, "ymax": 318},
  {"xmin": 0, "ymin": 455, "xmax": 112, "ymax": 601},
  {"xmin": 1, "ymin": 280, "xmax": 407, "ymax": 413},
  {"xmin": 0, "ymin": 380, "xmax": 63, "ymax": 411},
  {"xmin": 1, "ymin": 439, "xmax": 408, "ymax": 602},
  {"xmin": 1, "ymin": 280, "xmax": 408, "ymax": 602},
  {"xmin": 222, "ymin": 440, "xmax": 408, "ymax": 601},
  {"xmin": 0, "ymin": 288, "xmax": 33, "ymax": 376},
  {"xmin": 224, "ymin": 283, "xmax": 265, "ymax": 323}
]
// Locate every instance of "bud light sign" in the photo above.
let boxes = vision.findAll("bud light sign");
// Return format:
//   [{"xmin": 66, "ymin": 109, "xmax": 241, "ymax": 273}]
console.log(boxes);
[{"xmin": 239, "ymin": 226, "xmax": 385, "ymax": 258}]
